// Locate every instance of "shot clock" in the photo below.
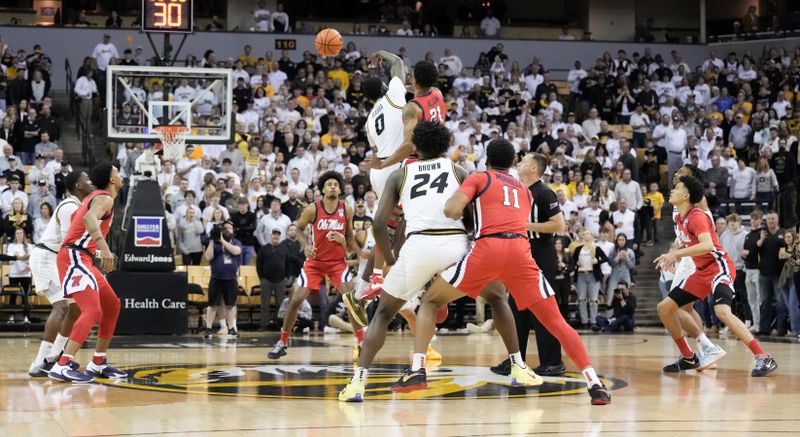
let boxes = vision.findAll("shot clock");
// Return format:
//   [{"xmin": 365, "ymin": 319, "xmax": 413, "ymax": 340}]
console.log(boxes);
[{"xmin": 142, "ymin": 0, "xmax": 194, "ymax": 33}]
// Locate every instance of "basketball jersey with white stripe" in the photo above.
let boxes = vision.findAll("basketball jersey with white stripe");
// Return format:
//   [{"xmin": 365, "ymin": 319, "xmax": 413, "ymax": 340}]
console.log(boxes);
[
  {"xmin": 62, "ymin": 190, "xmax": 114, "ymax": 253},
  {"xmin": 38, "ymin": 196, "xmax": 80, "ymax": 252},
  {"xmin": 399, "ymin": 157, "xmax": 465, "ymax": 235},
  {"xmin": 366, "ymin": 76, "xmax": 407, "ymax": 159}
]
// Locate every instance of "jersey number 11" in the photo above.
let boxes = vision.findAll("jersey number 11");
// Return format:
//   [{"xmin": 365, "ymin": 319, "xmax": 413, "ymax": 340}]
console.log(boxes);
[{"xmin": 502, "ymin": 186, "xmax": 520, "ymax": 208}]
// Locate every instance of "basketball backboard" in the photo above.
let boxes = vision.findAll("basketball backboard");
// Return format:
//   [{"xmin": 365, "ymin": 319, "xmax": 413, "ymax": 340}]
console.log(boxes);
[{"xmin": 106, "ymin": 65, "xmax": 233, "ymax": 144}]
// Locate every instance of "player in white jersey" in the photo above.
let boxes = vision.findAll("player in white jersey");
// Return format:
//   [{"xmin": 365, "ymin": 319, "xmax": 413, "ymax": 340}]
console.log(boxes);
[
  {"xmin": 666, "ymin": 165, "xmax": 727, "ymax": 368},
  {"xmin": 345, "ymin": 51, "xmax": 411, "ymax": 306},
  {"xmin": 340, "ymin": 122, "xmax": 543, "ymax": 402},
  {"xmin": 27, "ymin": 172, "xmax": 95, "ymax": 376}
]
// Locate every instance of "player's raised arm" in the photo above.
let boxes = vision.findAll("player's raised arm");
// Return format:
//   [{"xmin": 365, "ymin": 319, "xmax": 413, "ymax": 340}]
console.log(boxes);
[
  {"xmin": 373, "ymin": 169, "xmax": 404, "ymax": 265},
  {"xmin": 372, "ymin": 50, "xmax": 407, "ymax": 80},
  {"xmin": 83, "ymin": 195, "xmax": 115, "ymax": 272}
]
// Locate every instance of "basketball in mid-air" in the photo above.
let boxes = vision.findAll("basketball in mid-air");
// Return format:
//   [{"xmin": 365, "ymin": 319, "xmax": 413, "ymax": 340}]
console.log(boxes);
[{"xmin": 315, "ymin": 28, "xmax": 343, "ymax": 57}]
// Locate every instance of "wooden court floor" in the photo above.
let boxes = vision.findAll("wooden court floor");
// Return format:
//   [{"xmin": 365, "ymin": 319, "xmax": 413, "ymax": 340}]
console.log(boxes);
[{"xmin": 1, "ymin": 329, "xmax": 799, "ymax": 436}]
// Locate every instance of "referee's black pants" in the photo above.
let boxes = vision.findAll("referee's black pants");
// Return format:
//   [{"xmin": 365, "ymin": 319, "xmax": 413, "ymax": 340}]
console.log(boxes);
[{"xmin": 508, "ymin": 242, "xmax": 562, "ymax": 367}]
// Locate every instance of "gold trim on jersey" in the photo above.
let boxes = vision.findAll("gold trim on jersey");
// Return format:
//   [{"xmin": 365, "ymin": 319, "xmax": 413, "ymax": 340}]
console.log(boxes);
[
  {"xmin": 452, "ymin": 162, "xmax": 463, "ymax": 184},
  {"xmin": 385, "ymin": 95, "xmax": 403, "ymax": 110},
  {"xmin": 408, "ymin": 228, "xmax": 467, "ymax": 236},
  {"xmin": 54, "ymin": 195, "xmax": 80, "ymax": 227},
  {"xmin": 399, "ymin": 166, "xmax": 408, "ymax": 195}
]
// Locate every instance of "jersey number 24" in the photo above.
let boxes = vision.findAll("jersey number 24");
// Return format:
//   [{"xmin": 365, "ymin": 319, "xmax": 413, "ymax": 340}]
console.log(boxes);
[{"xmin": 410, "ymin": 172, "xmax": 448, "ymax": 199}]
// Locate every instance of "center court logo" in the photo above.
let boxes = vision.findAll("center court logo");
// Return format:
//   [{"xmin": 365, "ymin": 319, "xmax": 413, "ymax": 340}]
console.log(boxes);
[{"xmin": 100, "ymin": 363, "xmax": 626, "ymax": 399}]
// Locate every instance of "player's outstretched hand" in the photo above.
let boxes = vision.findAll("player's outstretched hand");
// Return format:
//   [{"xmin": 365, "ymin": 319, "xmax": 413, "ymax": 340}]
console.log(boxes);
[{"xmin": 653, "ymin": 252, "xmax": 676, "ymax": 272}]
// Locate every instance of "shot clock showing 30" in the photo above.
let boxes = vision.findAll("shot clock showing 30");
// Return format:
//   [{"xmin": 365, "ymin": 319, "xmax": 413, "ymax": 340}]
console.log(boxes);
[{"xmin": 142, "ymin": 0, "xmax": 194, "ymax": 33}]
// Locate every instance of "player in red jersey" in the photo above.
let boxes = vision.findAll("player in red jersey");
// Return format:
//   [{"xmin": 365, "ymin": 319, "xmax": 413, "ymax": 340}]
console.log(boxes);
[
  {"xmin": 359, "ymin": 60, "xmax": 445, "ymax": 297},
  {"xmin": 398, "ymin": 141, "xmax": 612, "ymax": 405},
  {"xmin": 268, "ymin": 171, "xmax": 363, "ymax": 359},
  {"xmin": 655, "ymin": 175, "xmax": 777, "ymax": 376},
  {"xmin": 48, "ymin": 163, "xmax": 126, "ymax": 383}
]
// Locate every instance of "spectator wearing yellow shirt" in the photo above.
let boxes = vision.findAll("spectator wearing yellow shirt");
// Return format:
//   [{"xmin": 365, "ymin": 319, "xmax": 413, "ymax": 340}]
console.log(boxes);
[
  {"xmin": 732, "ymin": 91, "xmax": 753, "ymax": 123},
  {"xmin": 260, "ymin": 52, "xmax": 278, "ymax": 73},
  {"xmin": 548, "ymin": 171, "xmax": 571, "ymax": 200},
  {"xmin": 327, "ymin": 59, "xmax": 349, "ymax": 91},
  {"xmin": 643, "ymin": 182, "xmax": 664, "ymax": 244},
  {"xmin": 238, "ymin": 45, "xmax": 258, "ymax": 68}
]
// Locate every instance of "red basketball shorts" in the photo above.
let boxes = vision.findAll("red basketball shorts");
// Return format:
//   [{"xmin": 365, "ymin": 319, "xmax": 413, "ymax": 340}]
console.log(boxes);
[
  {"xmin": 440, "ymin": 237, "xmax": 556, "ymax": 310},
  {"xmin": 56, "ymin": 249, "xmax": 113, "ymax": 297},
  {"xmin": 673, "ymin": 254, "xmax": 736, "ymax": 300},
  {"xmin": 296, "ymin": 259, "xmax": 351, "ymax": 292}
]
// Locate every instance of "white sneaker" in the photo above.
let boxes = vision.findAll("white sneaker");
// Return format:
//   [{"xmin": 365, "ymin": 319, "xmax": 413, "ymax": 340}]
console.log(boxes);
[
  {"xmin": 323, "ymin": 326, "xmax": 340, "ymax": 334},
  {"xmin": 697, "ymin": 343, "xmax": 726, "ymax": 371},
  {"xmin": 466, "ymin": 323, "xmax": 482, "ymax": 334},
  {"xmin": 217, "ymin": 320, "xmax": 228, "ymax": 334}
]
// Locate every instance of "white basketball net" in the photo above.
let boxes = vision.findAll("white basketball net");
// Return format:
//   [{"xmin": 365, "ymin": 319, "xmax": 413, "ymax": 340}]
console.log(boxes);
[{"xmin": 155, "ymin": 126, "xmax": 190, "ymax": 163}]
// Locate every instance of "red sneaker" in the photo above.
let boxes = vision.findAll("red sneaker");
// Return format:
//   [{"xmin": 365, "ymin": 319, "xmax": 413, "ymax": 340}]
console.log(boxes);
[
  {"xmin": 436, "ymin": 305, "xmax": 449, "ymax": 324},
  {"xmin": 362, "ymin": 273, "xmax": 384, "ymax": 300}
]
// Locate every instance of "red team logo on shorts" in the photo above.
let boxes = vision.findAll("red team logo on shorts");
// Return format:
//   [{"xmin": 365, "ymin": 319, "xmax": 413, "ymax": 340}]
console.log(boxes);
[{"xmin": 71, "ymin": 275, "xmax": 83, "ymax": 288}]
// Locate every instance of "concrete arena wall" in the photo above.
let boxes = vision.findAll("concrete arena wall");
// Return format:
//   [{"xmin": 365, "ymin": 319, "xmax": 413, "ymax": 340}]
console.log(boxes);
[{"xmin": 0, "ymin": 25, "xmax": 707, "ymax": 89}]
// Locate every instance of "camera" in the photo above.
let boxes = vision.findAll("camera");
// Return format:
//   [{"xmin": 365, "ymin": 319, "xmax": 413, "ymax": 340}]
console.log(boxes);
[{"xmin": 209, "ymin": 224, "xmax": 223, "ymax": 241}]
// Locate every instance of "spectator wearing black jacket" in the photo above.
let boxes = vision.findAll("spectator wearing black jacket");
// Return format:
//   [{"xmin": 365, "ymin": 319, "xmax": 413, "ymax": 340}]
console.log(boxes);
[
  {"xmin": 230, "ymin": 198, "xmax": 257, "ymax": 264},
  {"xmin": 593, "ymin": 281, "xmax": 636, "ymax": 332},
  {"xmin": 284, "ymin": 223, "xmax": 304, "ymax": 285},
  {"xmin": 741, "ymin": 210, "xmax": 763, "ymax": 330},
  {"xmin": 256, "ymin": 229, "xmax": 292, "ymax": 330}
]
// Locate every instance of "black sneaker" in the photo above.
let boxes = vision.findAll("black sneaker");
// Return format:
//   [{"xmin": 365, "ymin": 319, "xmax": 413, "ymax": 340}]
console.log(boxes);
[
  {"xmin": 267, "ymin": 341, "xmax": 288, "ymax": 359},
  {"xmin": 589, "ymin": 384, "xmax": 612, "ymax": 405},
  {"xmin": 533, "ymin": 363, "xmax": 566, "ymax": 376},
  {"xmin": 751, "ymin": 354, "xmax": 777, "ymax": 377},
  {"xmin": 391, "ymin": 368, "xmax": 427, "ymax": 393},
  {"xmin": 228, "ymin": 328, "xmax": 239, "ymax": 338},
  {"xmin": 202, "ymin": 328, "xmax": 213, "ymax": 340},
  {"xmin": 662, "ymin": 353, "xmax": 700, "ymax": 373},
  {"xmin": 490, "ymin": 358, "xmax": 511, "ymax": 376}
]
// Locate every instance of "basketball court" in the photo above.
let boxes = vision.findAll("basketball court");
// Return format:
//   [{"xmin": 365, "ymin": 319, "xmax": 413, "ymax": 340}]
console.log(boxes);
[{"xmin": 2, "ymin": 330, "xmax": 799, "ymax": 436}]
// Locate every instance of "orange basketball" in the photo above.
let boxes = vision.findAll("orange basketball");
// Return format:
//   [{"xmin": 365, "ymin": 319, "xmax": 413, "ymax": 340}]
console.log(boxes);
[{"xmin": 315, "ymin": 28, "xmax": 343, "ymax": 57}]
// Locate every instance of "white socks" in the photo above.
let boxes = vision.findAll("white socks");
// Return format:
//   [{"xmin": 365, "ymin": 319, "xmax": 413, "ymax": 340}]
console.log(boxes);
[
  {"xmin": 581, "ymin": 366, "xmax": 601, "ymax": 389},
  {"xmin": 696, "ymin": 333, "xmax": 714, "ymax": 349},
  {"xmin": 33, "ymin": 341, "xmax": 52, "ymax": 365},
  {"xmin": 411, "ymin": 353, "xmax": 426, "ymax": 371},
  {"xmin": 47, "ymin": 334, "xmax": 69, "ymax": 361},
  {"xmin": 352, "ymin": 366, "xmax": 369, "ymax": 383},
  {"xmin": 509, "ymin": 351, "xmax": 525, "ymax": 368}
]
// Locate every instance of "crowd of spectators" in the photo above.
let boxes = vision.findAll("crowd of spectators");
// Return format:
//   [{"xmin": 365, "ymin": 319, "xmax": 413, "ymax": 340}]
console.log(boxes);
[
  {"xmin": 4, "ymin": 23, "xmax": 800, "ymax": 334},
  {"xmin": 87, "ymin": 34, "xmax": 800, "ymax": 332},
  {"xmin": 0, "ymin": 38, "xmax": 72, "ymax": 321}
]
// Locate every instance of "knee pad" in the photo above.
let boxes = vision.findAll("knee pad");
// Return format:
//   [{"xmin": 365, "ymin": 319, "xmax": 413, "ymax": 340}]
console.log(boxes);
[{"xmin": 578, "ymin": 298, "xmax": 587, "ymax": 303}]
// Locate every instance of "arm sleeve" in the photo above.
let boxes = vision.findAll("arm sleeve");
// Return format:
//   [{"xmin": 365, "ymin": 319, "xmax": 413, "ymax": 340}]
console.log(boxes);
[{"xmin": 457, "ymin": 172, "xmax": 488, "ymax": 201}]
